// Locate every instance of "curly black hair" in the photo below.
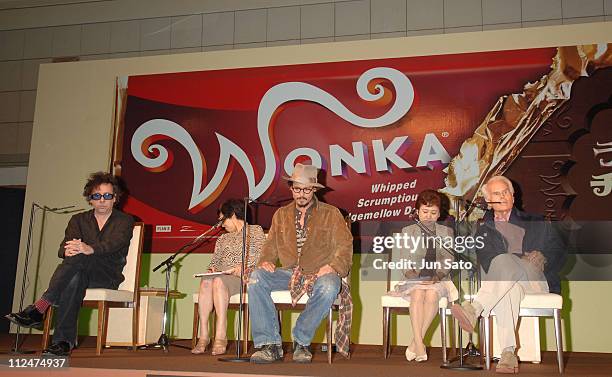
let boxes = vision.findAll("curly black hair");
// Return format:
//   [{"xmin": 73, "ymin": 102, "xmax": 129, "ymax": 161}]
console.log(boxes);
[{"xmin": 82, "ymin": 171, "xmax": 122, "ymax": 201}]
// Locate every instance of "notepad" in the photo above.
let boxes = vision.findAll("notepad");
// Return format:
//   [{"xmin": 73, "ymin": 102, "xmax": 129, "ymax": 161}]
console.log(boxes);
[{"xmin": 193, "ymin": 271, "xmax": 229, "ymax": 278}]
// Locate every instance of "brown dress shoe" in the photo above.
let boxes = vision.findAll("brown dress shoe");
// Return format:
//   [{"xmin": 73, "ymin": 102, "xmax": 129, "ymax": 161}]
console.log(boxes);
[{"xmin": 496, "ymin": 350, "xmax": 519, "ymax": 374}]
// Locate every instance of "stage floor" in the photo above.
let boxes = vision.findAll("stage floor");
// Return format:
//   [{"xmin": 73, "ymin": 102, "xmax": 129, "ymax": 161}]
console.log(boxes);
[{"xmin": 1, "ymin": 334, "xmax": 611, "ymax": 377}]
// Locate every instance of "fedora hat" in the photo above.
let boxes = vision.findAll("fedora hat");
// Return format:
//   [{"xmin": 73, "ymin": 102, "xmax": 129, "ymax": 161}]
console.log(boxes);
[{"xmin": 283, "ymin": 163, "xmax": 325, "ymax": 188}]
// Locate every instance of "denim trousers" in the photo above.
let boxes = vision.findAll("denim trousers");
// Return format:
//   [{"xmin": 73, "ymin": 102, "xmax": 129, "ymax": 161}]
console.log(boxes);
[{"xmin": 247, "ymin": 267, "xmax": 340, "ymax": 347}]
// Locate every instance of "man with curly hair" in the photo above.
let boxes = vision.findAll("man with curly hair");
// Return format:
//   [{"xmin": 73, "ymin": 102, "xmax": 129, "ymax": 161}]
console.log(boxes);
[{"xmin": 5, "ymin": 171, "xmax": 134, "ymax": 356}]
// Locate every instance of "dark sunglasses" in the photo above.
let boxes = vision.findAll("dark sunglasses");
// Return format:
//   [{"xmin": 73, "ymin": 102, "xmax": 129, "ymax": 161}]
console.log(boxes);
[{"xmin": 89, "ymin": 193, "xmax": 115, "ymax": 201}]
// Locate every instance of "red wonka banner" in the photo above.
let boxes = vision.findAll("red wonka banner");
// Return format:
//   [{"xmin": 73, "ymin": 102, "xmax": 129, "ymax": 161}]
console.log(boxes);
[{"xmin": 113, "ymin": 44, "xmax": 612, "ymax": 253}]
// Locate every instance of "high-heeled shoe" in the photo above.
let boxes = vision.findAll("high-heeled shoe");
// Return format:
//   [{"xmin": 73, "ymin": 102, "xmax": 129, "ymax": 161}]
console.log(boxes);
[
  {"xmin": 415, "ymin": 353, "xmax": 428, "ymax": 362},
  {"xmin": 191, "ymin": 338, "xmax": 210, "ymax": 354},
  {"xmin": 405, "ymin": 347, "xmax": 416, "ymax": 361},
  {"xmin": 211, "ymin": 338, "xmax": 228, "ymax": 355}
]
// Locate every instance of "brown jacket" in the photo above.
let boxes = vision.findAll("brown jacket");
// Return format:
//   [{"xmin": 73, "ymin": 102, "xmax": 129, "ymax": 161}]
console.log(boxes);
[{"xmin": 257, "ymin": 198, "xmax": 353, "ymax": 277}]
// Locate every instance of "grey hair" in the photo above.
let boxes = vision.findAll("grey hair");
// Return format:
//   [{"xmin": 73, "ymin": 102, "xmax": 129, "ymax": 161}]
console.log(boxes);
[{"xmin": 481, "ymin": 175, "xmax": 514, "ymax": 200}]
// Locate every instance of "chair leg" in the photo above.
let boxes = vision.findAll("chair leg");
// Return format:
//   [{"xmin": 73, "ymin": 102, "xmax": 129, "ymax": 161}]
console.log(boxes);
[
  {"xmin": 192, "ymin": 303, "xmax": 199, "ymax": 350},
  {"xmin": 132, "ymin": 300, "xmax": 139, "ymax": 350},
  {"xmin": 382, "ymin": 307, "xmax": 390, "ymax": 359},
  {"xmin": 327, "ymin": 307, "xmax": 333, "ymax": 364},
  {"xmin": 96, "ymin": 302, "xmax": 109, "ymax": 356},
  {"xmin": 42, "ymin": 306, "xmax": 54, "ymax": 350},
  {"xmin": 478, "ymin": 317, "xmax": 484, "ymax": 357},
  {"xmin": 440, "ymin": 307, "xmax": 447, "ymax": 364},
  {"xmin": 483, "ymin": 316, "xmax": 491, "ymax": 370},
  {"xmin": 553, "ymin": 309, "xmax": 564, "ymax": 374},
  {"xmin": 449, "ymin": 315, "xmax": 456, "ymax": 357}
]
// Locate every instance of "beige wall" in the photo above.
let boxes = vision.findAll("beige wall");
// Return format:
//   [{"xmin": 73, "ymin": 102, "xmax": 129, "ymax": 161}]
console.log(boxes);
[{"xmin": 14, "ymin": 21, "xmax": 612, "ymax": 353}]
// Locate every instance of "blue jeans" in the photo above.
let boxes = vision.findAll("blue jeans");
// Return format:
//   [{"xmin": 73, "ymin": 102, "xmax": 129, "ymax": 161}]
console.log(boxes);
[{"xmin": 247, "ymin": 268, "xmax": 340, "ymax": 347}]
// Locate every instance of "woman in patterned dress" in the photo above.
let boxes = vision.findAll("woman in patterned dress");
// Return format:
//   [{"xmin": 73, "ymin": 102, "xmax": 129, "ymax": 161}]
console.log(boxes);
[{"xmin": 191, "ymin": 199, "xmax": 265, "ymax": 355}]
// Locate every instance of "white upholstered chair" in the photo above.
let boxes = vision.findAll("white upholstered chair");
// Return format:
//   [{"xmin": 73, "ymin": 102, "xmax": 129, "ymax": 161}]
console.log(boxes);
[
  {"xmin": 42, "ymin": 222, "xmax": 144, "ymax": 355},
  {"xmin": 267, "ymin": 219, "xmax": 352, "ymax": 364},
  {"xmin": 380, "ymin": 238, "xmax": 458, "ymax": 362},
  {"xmin": 381, "ymin": 293, "xmax": 455, "ymax": 361},
  {"xmin": 191, "ymin": 290, "xmax": 249, "ymax": 355},
  {"xmin": 271, "ymin": 277, "xmax": 346, "ymax": 364},
  {"xmin": 482, "ymin": 292, "xmax": 564, "ymax": 374}
]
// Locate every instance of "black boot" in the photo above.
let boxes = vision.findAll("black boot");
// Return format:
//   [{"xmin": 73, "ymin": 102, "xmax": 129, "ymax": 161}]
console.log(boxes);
[
  {"xmin": 5, "ymin": 305, "xmax": 44, "ymax": 329},
  {"xmin": 42, "ymin": 341, "xmax": 71, "ymax": 357}
]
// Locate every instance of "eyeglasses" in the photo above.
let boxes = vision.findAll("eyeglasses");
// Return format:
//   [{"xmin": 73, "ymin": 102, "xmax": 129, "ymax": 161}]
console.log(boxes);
[
  {"xmin": 89, "ymin": 193, "xmax": 115, "ymax": 201},
  {"xmin": 291, "ymin": 186, "xmax": 315, "ymax": 194}
]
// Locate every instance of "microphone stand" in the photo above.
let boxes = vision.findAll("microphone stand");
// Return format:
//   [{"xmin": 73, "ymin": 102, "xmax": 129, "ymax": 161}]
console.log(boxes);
[
  {"xmin": 219, "ymin": 196, "xmax": 284, "ymax": 362},
  {"xmin": 219, "ymin": 197, "xmax": 263, "ymax": 362},
  {"xmin": 457, "ymin": 198, "xmax": 498, "ymax": 359},
  {"xmin": 2, "ymin": 204, "xmax": 78, "ymax": 355},
  {"xmin": 139, "ymin": 223, "xmax": 221, "ymax": 352},
  {"xmin": 463, "ymin": 268, "xmax": 481, "ymax": 358},
  {"xmin": 409, "ymin": 216, "xmax": 476, "ymax": 274},
  {"xmin": 437, "ymin": 197, "xmax": 482, "ymax": 370}
]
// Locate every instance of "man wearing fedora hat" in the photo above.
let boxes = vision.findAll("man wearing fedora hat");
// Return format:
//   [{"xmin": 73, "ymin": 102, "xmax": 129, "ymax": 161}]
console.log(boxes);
[{"xmin": 248, "ymin": 163, "xmax": 353, "ymax": 363}]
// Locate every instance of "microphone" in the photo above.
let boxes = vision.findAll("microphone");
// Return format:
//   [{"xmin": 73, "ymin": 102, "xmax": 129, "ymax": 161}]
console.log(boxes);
[
  {"xmin": 45, "ymin": 205, "xmax": 75, "ymax": 212},
  {"xmin": 245, "ymin": 197, "xmax": 268, "ymax": 204},
  {"xmin": 245, "ymin": 196, "xmax": 290, "ymax": 206},
  {"xmin": 464, "ymin": 199, "xmax": 501, "ymax": 210},
  {"xmin": 57, "ymin": 208, "xmax": 86, "ymax": 214},
  {"xmin": 213, "ymin": 216, "xmax": 227, "ymax": 228},
  {"xmin": 39, "ymin": 205, "xmax": 83, "ymax": 214},
  {"xmin": 458, "ymin": 198, "xmax": 494, "ymax": 222}
]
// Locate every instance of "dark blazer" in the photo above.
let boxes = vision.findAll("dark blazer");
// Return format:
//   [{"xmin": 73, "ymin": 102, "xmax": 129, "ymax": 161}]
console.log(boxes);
[
  {"xmin": 57, "ymin": 209, "xmax": 135, "ymax": 287},
  {"xmin": 475, "ymin": 208, "xmax": 564, "ymax": 294}
]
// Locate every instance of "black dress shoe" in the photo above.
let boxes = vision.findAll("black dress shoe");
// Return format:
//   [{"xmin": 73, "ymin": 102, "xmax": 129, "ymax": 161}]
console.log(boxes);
[
  {"xmin": 5, "ymin": 305, "xmax": 44, "ymax": 329},
  {"xmin": 42, "ymin": 341, "xmax": 71, "ymax": 357}
]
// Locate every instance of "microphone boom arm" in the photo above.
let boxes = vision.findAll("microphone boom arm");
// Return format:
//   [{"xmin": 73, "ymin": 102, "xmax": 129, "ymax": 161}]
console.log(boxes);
[
  {"xmin": 412, "ymin": 217, "xmax": 477, "ymax": 272},
  {"xmin": 152, "ymin": 221, "xmax": 222, "ymax": 272}
]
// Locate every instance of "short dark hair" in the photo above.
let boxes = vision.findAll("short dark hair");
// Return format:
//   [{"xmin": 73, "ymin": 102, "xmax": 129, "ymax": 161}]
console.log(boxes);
[
  {"xmin": 415, "ymin": 189, "xmax": 441, "ymax": 210},
  {"xmin": 83, "ymin": 171, "xmax": 121, "ymax": 201},
  {"xmin": 218, "ymin": 199, "xmax": 246, "ymax": 221}
]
